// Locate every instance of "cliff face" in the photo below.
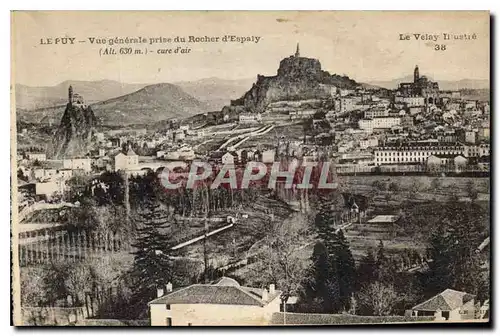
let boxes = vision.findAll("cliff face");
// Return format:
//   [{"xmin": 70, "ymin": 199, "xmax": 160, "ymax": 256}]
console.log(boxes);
[
  {"xmin": 52, "ymin": 103, "xmax": 97, "ymax": 159},
  {"xmin": 230, "ymin": 55, "xmax": 359, "ymax": 113}
]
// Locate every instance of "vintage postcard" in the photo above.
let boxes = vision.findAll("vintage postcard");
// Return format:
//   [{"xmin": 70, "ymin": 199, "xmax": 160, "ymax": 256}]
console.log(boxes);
[{"xmin": 11, "ymin": 11, "xmax": 490, "ymax": 326}]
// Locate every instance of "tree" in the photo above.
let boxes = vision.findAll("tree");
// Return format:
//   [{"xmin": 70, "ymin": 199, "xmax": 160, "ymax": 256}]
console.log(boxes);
[
  {"xmin": 259, "ymin": 214, "xmax": 308, "ymax": 309},
  {"xmin": 388, "ymin": 182, "xmax": 399, "ymax": 192},
  {"xmin": 332, "ymin": 230, "xmax": 356, "ymax": 312},
  {"xmin": 20, "ymin": 266, "xmax": 47, "ymax": 306},
  {"xmin": 466, "ymin": 180, "xmax": 479, "ymax": 202},
  {"xmin": 357, "ymin": 281, "xmax": 398, "ymax": 316},
  {"xmin": 430, "ymin": 177, "xmax": 441, "ymax": 191},
  {"xmin": 374, "ymin": 240, "xmax": 398, "ymax": 285},
  {"xmin": 42, "ymin": 261, "xmax": 70, "ymax": 306},
  {"xmin": 425, "ymin": 202, "xmax": 487, "ymax": 298},
  {"xmin": 129, "ymin": 197, "xmax": 177, "ymax": 315},
  {"xmin": 376, "ymin": 240, "xmax": 387, "ymax": 267},
  {"xmin": 372, "ymin": 180, "xmax": 386, "ymax": 191},
  {"xmin": 300, "ymin": 242, "xmax": 340, "ymax": 313},
  {"xmin": 17, "ymin": 168, "xmax": 27, "ymax": 181},
  {"xmin": 356, "ymin": 248, "xmax": 377, "ymax": 290},
  {"xmin": 64, "ymin": 262, "xmax": 93, "ymax": 306},
  {"xmin": 314, "ymin": 202, "xmax": 356, "ymax": 312}
]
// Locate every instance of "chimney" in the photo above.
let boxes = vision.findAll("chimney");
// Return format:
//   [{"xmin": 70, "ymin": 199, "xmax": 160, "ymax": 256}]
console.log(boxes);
[
  {"xmin": 157, "ymin": 287, "xmax": 164, "ymax": 298},
  {"xmin": 262, "ymin": 288, "xmax": 269, "ymax": 301},
  {"xmin": 269, "ymin": 284, "xmax": 276, "ymax": 295},
  {"xmin": 166, "ymin": 282, "xmax": 173, "ymax": 293}
]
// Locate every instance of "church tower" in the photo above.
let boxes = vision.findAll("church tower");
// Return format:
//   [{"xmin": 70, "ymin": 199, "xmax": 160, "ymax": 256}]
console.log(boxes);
[
  {"xmin": 295, "ymin": 43, "xmax": 300, "ymax": 57},
  {"xmin": 68, "ymin": 85, "xmax": 73, "ymax": 104},
  {"xmin": 414, "ymin": 65, "xmax": 420, "ymax": 83}
]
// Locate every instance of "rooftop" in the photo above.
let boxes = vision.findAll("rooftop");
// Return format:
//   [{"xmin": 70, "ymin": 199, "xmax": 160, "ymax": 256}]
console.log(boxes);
[
  {"xmin": 412, "ymin": 289, "xmax": 475, "ymax": 312},
  {"xmin": 367, "ymin": 215, "xmax": 398, "ymax": 224},
  {"xmin": 149, "ymin": 277, "xmax": 280, "ymax": 307}
]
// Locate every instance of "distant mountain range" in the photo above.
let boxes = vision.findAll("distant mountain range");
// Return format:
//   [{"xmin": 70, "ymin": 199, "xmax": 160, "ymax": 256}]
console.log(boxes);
[
  {"xmin": 367, "ymin": 75, "xmax": 489, "ymax": 91},
  {"xmin": 17, "ymin": 83, "xmax": 211, "ymax": 126},
  {"xmin": 15, "ymin": 80, "xmax": 146, "ymax": 110},
  {"xmin": 15, "ymin": 75, "xmax": 489, "ymax": 126},
  {"xmin": 15, "ymin": 78, "xmax": 256, "ymax": 125},
  {"xmin": 174, "ymin": 77, "xmax": 256, "ymax": 111}
]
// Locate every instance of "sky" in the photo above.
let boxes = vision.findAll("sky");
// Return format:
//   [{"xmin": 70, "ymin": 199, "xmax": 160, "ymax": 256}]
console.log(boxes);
[{"xmin": 12, "ymin": 11, "xmax": 490, "ymax": 87}]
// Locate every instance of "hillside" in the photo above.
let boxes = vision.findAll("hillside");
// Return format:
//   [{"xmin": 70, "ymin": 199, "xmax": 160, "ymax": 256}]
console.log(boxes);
[
  {"xmin": 15, "ymin": 80, "xmax": 147, "ymax": 110},
  {"xmin": 175, "ymin": 77, "xmax": 256, "ymax": 111},
  {"xmin": 91, "ymin": 83, "xmax": 210, "ymax": 125},
  {"xmin": 17, "ymin": 83, "xmax": 210, "ymax": 126}
]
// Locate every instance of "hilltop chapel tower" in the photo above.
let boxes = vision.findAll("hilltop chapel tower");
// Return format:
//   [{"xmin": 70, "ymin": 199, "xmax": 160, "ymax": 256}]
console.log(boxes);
[
  {"xmin": 68, "ymin": 85, "xmax": 73, "ymax": 104},
  {"xmin": 295, "ymin": 43, "xmax": 300, "ymax": 57},
  {"xmin": 414, "ymin": 65, "xmax": 420, "ymax": 83}
]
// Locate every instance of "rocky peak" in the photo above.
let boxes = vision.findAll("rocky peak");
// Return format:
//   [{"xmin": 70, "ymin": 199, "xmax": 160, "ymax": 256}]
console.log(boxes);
[
  {"xmin": 228, "ymin": 47, "xmax": 359, "ymax": 113},
  {"xmin": 51, "ymin": 86, "xmax": 97, "ymax": 159}
]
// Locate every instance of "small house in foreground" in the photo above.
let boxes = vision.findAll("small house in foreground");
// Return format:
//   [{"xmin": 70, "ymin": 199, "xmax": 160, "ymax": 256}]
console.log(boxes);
[
  {"xmin": 410, "ymin": 289, "xmax": 476, "ymax": 321},
  {"xmin": 148, "ymin": 277, "xmax": 281, "ymax": 326}
]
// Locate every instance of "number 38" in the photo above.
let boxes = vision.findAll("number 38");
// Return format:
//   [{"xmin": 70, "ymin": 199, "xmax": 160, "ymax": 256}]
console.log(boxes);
[{"xmin": 435, "ymin": 44, "xmax": 447, "ymax": 51}]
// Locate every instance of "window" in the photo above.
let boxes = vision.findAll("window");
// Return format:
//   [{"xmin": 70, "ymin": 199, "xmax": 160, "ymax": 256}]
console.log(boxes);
[
  {"xmin": 166, "ymin": 304, "xmax": 171, "ymax": 310},
  {"xmin": 166, "ymin": 318, "xmax": 172, "ymax": 326}
]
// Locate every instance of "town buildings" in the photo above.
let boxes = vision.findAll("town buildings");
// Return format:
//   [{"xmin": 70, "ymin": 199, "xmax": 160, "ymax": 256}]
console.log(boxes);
[{"xmin": 396, "ymin": 65, "xmax": 440, "ymax": 105}]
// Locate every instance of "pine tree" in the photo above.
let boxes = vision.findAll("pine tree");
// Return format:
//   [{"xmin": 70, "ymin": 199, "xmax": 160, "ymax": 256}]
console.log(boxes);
[
  {"xmin": 129, "ymin": 197, "xmax": 176, "ymax": 314},
  {"xmin": 357, "ymin": 247, "xmax": 377, "ymax": 290},
  {"xmin": 426, "ymin": 202, "xmax": 487, "ymax": 297},
  {"xmin": 426, "ymin": 226, "xmax": 453, "ymax": 294},
  {"xmin": 374, "ymin": 240, "xmax": 398, "ymax": 284},
  {"xmin": 301, "ymin": 242, "xmax": 334, "ymax": 312},
  {"xmin": 376, "ymin": 240, "xmax": 386, "ymax": 266},
  {"xmin": 314, "ymin": 202, "xmax": 356, "ymax": 312},
  {"xmin": 332, "ymin": 230, "xmax": 356, "ymax": 312}
]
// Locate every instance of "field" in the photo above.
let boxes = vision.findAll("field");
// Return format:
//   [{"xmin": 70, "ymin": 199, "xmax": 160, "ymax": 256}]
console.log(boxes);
[{"xmin": 340, "ymin": 175, "xmax": 489, "ymax": 198}]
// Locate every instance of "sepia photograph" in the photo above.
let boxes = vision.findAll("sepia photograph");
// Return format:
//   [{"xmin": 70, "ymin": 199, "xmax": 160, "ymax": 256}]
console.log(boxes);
[{"xmin": 10, "ymin": 10, "xmax": 491, "ymax": 326}]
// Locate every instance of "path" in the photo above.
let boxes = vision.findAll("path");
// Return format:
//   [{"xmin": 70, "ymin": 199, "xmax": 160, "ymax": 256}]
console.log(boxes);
[{"xmin": 171, "ymin": 223, "xmax": 234, "ymax": 250}]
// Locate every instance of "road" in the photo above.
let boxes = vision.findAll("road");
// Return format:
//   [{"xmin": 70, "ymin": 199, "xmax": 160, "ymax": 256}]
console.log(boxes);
[
  {"xmin": 218, "ymin": 125, "xmax": 275, "ymax": 151},
  {"xmin": 171, "ymin": 223, "xmax": 235, "ymax": 250}
]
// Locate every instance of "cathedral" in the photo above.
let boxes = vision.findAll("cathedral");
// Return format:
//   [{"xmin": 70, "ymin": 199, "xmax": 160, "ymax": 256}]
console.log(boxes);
[{"xmin": 397, "ymin": 65, "xmax": 440, "ymax": 105}]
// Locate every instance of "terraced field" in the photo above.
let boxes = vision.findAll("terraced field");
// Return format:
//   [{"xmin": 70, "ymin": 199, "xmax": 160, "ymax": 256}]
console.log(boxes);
[{"xmin": 344, "ymin": 222, "xmax": 426, "ymax": 261}]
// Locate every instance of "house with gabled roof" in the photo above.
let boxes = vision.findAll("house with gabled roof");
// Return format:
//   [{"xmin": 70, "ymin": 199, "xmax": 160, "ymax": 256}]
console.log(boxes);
[
  {"xmin": 148, "ymin": 277, "xmax": 281, "ymax": 326},
  {"xmin": 410, "ymin": 289, "xmax": 476, "ymax": 321}
]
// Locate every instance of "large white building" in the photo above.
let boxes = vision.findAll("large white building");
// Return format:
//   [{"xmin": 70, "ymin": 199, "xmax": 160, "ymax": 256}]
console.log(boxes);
[
  {"xmin": 239, "ymin": 113, "xmax": 262, "ymax": 123},
  {"xmin": 358, "ymin": 117, "xmax": 401, "ymax": 131},
  {"xmin": 374, "ymin": 143, "xmax": 464, "ymax": 165},
  {"xmin": 63, "ymin": 158, "xmax": 92, "ymax": 172},
  {"xmin": 364, "ymin": 108, "xmax": 389, "ymax": 119},
  {"xmin": 359, "ymin": 137, "xmax": 379, "ymax": 149},
  {"xmin": 26, "ymin": 152, "xmax": 47, "ymax": 162},
  {"xmin": 149, "ymin": 277, "xmax": 281, "ymax": 326},
  {"xmin": 340, "ymin": 96, "xmax": 361, "ymax": 113},
  {"xmin": 463, "ymin": 143, "xmax": 490, "ymax": 158},
  {"xmin": 395, "ymin": 95, "xmax": 425, "ymax": 107}
]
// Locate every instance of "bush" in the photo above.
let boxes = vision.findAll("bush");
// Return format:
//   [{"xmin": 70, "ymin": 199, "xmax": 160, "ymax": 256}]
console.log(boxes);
[{"xmin": 388, "ymin": 182, "xmax": 399, "ymax": 192}]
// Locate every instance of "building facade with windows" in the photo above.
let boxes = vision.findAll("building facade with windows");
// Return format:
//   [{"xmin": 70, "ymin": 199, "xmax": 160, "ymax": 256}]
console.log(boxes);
[
  {"xmin": 358, "ymin": 117, "xmax": 401, "ymax": 132},
  {"xmin": 374, "ymin": 143, "xmax": 464, "ymax": 166}
]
